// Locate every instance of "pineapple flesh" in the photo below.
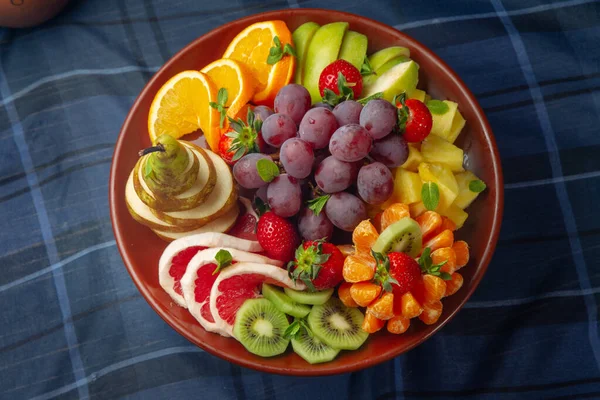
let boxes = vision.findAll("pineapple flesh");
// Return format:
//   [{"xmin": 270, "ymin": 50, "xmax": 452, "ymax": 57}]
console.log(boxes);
[
  {"xmin": 454, "ymin": 170, "xmax": 481, "ymax": 209},
  {"xmin": 421, "ymin": 135, "xmax": 464, "ymax": 172},
  {"xmin": 401, "ymin": 144, "xmax": 423, "ymax": 172},
  {"xmin": 418, "ymin": 162, "xmax": 459, "ymax": 211}
]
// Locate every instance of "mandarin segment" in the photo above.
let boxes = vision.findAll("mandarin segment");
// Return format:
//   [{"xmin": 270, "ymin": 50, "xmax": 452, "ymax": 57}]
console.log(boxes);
[
  {"xmin": 362, "ymin": 311, "xmax": 386, "ymax": 333},
  {"xmin": 380, "ymin": 203, "xmax": 410, "ymax": 231},
  {"xmin": 416, "ymin": 211, "xmax": 442, "ymax": 241},
  {"xmin": 343, "ymin": 253, "xmax": 376, "ymax": 282},
  {"xmin": 367, "ymin": 292, "xmax": 394, "ymax": 320},
  {"xmin": 423, "ymin": 274, "xmax": 447, "ymax": 303},
  {"xmin": 440, "ymin": 216, "xmax": 457, "ymax": 232},
  {"xmin": 353, "ymin": 220, "xmax": 379, "ymax": 254},
  {"xmin": 350, "ymin": 282, "xmax": 382, "ymax": 307},
  {"xmin": 444, "ymin": 272, "xmax": 464, "ymax": 297},
  {"xmin": 387, "ymin": 315, "xmax": 410, "ymax": 334},
  {"xmin": 419, "ymin": 300, "xmax": 443, "ymax": 325},
  {"xmin": 400, "ymin": 291, "xmax": 423, "ymax": 319},
  {"xmin": 452, "ymin": 241, "xmax": 470, "ymax": 269},
  {"xmin": 338, "ymin": 282, "xmax": 359, "ymax": 307},
  {"xmin": 431, "ymin": 247, "xmax": 457, "ymax": 274},
  {"xmin": 423, "ymin": 229, "xmax": 454, "ymax": 252}
]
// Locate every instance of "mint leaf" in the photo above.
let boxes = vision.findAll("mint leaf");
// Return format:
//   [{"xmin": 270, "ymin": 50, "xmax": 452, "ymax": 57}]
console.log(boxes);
[
  {"xmin": 144, "ymin": 160, "xmax": 153, "ymax": 178},
  {"xmin": 421, "ymin": 182, "xmax": 440, "ymax": 211},
  {"xmin": 283, "ymin": 319, "xmax": 302, "ymax": 339},
  {"xmin": 256, "ymin": 158, "xmax": 280, "ymax": 183},
  {"xmin": 357, "ymin": 92, "xmax": 384, "ymax": 105},
  {"xmin": 267, "ymin": 36, "xmax": 295, "ymax": 65},
  {"xmin": 209, "ymin": 88, "xmax": 229, "ymax": 128},
  {"xmin": 426, "ymin": 100, "xmax": 449, "ymax": 115},
  {"xmin": 360, "ymin": 56, "xmax": 374, "ymax": 76},
  {"xmin": 307, "ymin": 195, "xmax": 331, "ymax": 216},
  {"xmin": 469, "ymin": 179, "xmax": 486, "ymax": 193},
  {"xmin": 212, "ymin": 249, "xmax": 233, "ymax": 275},
  {"xmin": 283, "ymin": 43, "xmax": 297, "ymax": 58}
]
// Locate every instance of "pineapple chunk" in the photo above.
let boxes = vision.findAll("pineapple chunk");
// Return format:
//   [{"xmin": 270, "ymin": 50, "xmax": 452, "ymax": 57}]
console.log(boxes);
[
  {"xmin": 430, "ymin": 100, "xmax": 463, "ymax": 143},
  {"xmin": 408, "ymin": 89, "xmax": 426, "ymax": 102},
  {"xmin": 447, "ymin": 108, "xmax": 466, "ymax": 143},
  {"xmin": 409, "ymin": 201, "xmax": 427, "ymax": 218},
  {"xmin": 421, "ymin": 135, "xmax": 464, "ymax": 172},
  {"xmin": 440, "ymin": 203, "xmax": 468, "ymax": 229},
  {"xmin": 418, "ymin": 162, "xmax": 459, "ymax": 211},
  {"xmin": 395, "ymin": 168, "xmax": 422, "ymax": 204},
  {"xmin": 400, "ymin": 144, "xmax": 423, "ymax": 172},
  {"xmin": 454, "ymin": 170, "xmax": 481, "ymax": 209}
]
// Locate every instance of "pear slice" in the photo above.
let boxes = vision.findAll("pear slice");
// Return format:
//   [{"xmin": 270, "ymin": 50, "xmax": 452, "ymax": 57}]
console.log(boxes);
[
  {"xmin": 292, "ymin": 22, "xmax": 320, "ymax": 85},
  {"xmin": 153, "ymin": 201, "xmax": 240, "ymax": 241},
  {"xmin": 361, "ymin": 60, "xmax": 419, "ymax": 102},
  {"xmin": 339, "ymin": 30, "xmax": 368, "ymax": 70},
  {"xmin": 150, "ymin": 142, "xmax": 237, "ymax": 228},
  {"xmin": 303, "ymin": 22, "xmax": 349, "ymax": 103},
  {"xmin": 134, "ymin": 145, "xmax": 216, "ymax": 212},
  {"xmin": 126, "ymin": 163, "xmax": 203, "ymax": 233}
]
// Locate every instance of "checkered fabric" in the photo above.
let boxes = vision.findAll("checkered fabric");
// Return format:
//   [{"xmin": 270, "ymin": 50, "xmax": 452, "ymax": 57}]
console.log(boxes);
[{"xmin": 1, "ymin": 0, "xmax": 599, "ymax": 399}]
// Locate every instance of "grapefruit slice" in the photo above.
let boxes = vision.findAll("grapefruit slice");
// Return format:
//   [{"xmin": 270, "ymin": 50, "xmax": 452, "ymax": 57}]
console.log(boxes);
[
  {"xmin": 227, "ymin": 197, "xmax": 259, "ymax": 241},
  {"xmin": 210, "ymin": 262, "xmax": 306, "ymax": 336},
  {"xmin": 158, "ymin": 232, "xmax": 266, "ymax": 307},
  {"xmin": 180, "ymin": 248, "xmax": 281, "ymax": 336}
]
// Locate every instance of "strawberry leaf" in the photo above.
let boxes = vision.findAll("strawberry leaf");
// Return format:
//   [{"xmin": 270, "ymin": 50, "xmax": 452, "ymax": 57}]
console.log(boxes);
[
  {"xmin": 254, "ymin": 197, "xmax": 269, "ymax": 217},
  {"xmin": 394, "ymin": 92, "xmax": 409, "ymax": 132},
  {"xmin": 418, "ymin": 247, "xmax": 448, "ymax": 277},
  {"xmin": 360, "ymin": 56, "xmax": 374, "ymax": 76},
  {"xmin": 256, "ymin": 158, "xmax": 280, "ymax": 183},
  {"xmin": 307, "ymin": 194, "xmax": 331, "ymax": 216},
  {"xmin": 440, "ymin": 272, "xmax": 452, "ymax": 281},
  {"xmin": 287, "ymin": 241, "xmax": 331, "ymax": 293},
  {"xmin": 426, "ymin": 100, "xmax": 449, "ymax": 115},
  {"xmin": 421, "ymin": 182, "xmax": 440, "ymax": 211},
  {"xmin": 469, "ymin": 179, "xmax": 486, "ymax": 193},
  {"xmin": 212, "ymin": 249, "xmax": 233, "ymax": 275}
]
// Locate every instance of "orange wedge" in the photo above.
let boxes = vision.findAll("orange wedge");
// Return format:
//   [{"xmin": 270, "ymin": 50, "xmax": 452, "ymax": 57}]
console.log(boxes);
[
  {"xmin": 201, "ymin": 58, "xmax": 256, "ymax": 137},
  {"xmin": 148, "ymin": 71, "xmax": 219, "ymax": 145},
  {"xmin": 223, "ymin": 20, "xmax": 295, "ymax": 106}
]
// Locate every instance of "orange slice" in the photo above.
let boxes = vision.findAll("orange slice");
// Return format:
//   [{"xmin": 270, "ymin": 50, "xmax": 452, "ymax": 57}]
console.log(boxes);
[
  {"xmin": 148, "ymin": 71, "xmax": 219, "ymax": 145},
  {"xmin": 201, "ymin": 58, "xmax": 256, "ymax": 139},
  {"xmin": 223, "ymin": 20, "xmax": 295, "ymax": 106}
]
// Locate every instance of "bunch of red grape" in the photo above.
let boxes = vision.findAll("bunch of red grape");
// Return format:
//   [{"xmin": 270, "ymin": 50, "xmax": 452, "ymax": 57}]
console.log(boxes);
[{"xmin": 232, "ymin": 84, "xmax": 409, "ymax": 241}]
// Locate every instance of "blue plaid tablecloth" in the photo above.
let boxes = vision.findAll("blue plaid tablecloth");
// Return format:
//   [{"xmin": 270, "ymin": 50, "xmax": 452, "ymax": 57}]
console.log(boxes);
[{"xmin": 1, "ymin": 0, "xmax": 599, "ymax": 399}]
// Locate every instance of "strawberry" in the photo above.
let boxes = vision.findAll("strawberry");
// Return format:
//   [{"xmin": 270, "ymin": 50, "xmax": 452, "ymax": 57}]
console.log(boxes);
[
  {"xmin": 256, "ymin": 211, "xmax": 300, "ymax": 262},
  {"xmin": 218, "ymin": 108, "xmax": 267, "ymax": 165},
  {"xmin": 288, "ymin": 241, "xmax": 344, "ymax": 291},
  {"xmin": 394, "ymin": 93, "xmax": 433, "ymax": 143},
  {"xmin": 318, "ymin": 59, "xmax": 363, "ymax": 106},
  {"xmin": 388, "ymin": 252, "xmax": 422, "ymax": 295}
]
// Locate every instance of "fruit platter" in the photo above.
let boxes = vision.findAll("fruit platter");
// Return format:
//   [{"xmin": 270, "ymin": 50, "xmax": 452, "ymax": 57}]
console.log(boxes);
[{"xmin": 110, "ymin": 9, "xmax": 503, "ymax": 374}]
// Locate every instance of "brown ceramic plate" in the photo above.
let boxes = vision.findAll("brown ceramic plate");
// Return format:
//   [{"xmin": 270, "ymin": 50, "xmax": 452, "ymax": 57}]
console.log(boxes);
[{"xmin": 109, "ymin": 9, "xmax": 503, "ymax": 375}]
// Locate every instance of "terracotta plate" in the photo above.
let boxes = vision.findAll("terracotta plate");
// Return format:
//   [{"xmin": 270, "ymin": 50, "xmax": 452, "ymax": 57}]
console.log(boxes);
[{"xmin": 109, "ymin": 9, "xmax": 503, "ymax": 375}]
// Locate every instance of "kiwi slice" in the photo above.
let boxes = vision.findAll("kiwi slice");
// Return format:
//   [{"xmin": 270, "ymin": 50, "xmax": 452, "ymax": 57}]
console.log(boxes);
[
  {"xmin": 291, "ymin": 324, "xmax": 340, "ymax": 364},
  {"xmin": 262, "ymin": 284, "xmax": 311, "ymax": 318},
  {"xmin": 284, "ymin": 287, "xmax": 334, "ymax": 305},
  {"xmin": 307, "ymin": 298, "xmax": 369, "ymax": 350},
  {"xmin": 371, "ymin": 217, "xmax": 422, "ymax": 257},
  {"xmin": 233, "ymin": 298, "xmax": 290, "ymax": 357}
]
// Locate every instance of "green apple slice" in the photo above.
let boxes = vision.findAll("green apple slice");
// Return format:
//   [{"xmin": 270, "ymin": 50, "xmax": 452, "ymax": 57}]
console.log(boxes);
[
  {"xmin": 367, "ymin": 46, "xmax": 410, "ymax": 72},
  {"xmin": 361, "ymin": 60, "xmax": 419, "ymax": 102},
  {"xmin": 303, "ymin": 22, "xmax": 349, "ymax": 103},
  {"xmin": 362, "ymin": 55, "xmax": 410, "ymax": 86},
  {"xmin": 338, "ymin": 30, "xmax": 368, "ymax": 70},
  {"xmin": 292, "ymin": 22, "xmax": 320, "ymax": 85}
]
